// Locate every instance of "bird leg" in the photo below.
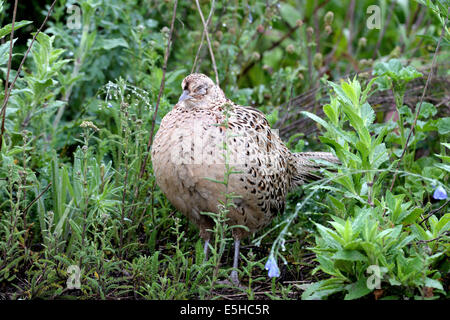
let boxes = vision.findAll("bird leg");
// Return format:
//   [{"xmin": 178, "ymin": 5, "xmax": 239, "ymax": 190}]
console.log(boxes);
[
  {"xmin": 230, "ymin": 239, "xmax": 240, "ymax": 285},
  {"xmin": 203, "ymin": 239, "xmax": 210, "ymax": 261}
]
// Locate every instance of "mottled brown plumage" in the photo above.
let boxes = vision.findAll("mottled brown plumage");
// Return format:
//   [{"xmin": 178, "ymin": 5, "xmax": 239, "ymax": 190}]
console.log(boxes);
[{"xmin": 151, "ymin": 73, "xmax": 338, "ymax": 284}]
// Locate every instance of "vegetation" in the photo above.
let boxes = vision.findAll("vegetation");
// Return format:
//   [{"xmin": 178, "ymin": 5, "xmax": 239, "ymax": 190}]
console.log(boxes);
[{"xmin": 0, "ymin": 0, "xmax": 448, "ymax": 300}]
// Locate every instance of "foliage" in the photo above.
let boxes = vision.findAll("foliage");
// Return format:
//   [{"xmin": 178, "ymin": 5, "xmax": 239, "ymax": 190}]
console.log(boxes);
[
  {"xmin": 301, "ymin": 76, "xmax": 448, "ymax": 300},
  {"xmin": 0, "ymin": 0, "xmax": 448, "ymax": 300}
]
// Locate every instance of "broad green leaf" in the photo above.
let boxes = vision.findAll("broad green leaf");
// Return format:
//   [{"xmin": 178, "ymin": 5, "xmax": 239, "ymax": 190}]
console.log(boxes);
[
  {"xmin": 279, "ymin": 3, "xmax": 303, "ymax": 27},
  {"xmin": 434, "ymin": 213, "xmax": 450, "ymax": 235},
  {"xmin": 332, "ymin": 250, "xmax": 368, "ymax": 262},
  {"xmin": 401, "ymin": 207, "xmax": 424, "ymax": 224},
  {"xmin": 0, "ymin": 38, "xmax": 17, "ymax": 66},
  {"xmin": 315, "ymin": 223, "xmax": 344, "ymax": 247},
  {"xmin": 343, "ymin": 219, "xmax": 353, "ymax": 243},
  {"xmin": 370, "ymin": 143, "xmax": 389, "ymax": 169},
  {"xmin": 341, "ymin": 81, "xmax": 358, "ymax": 107},
  {"xmin": 323, "ymin": 103, "xmax": 338, "ymax": 125},
  {"xmin": 424, "ymin": 278, "xmax": 444, "ymax": 290},
  {"xmin": 97, "ymin": 38, "xmax": 129, "ymax": 50},
  {"xmin": 316, "ymin": 255, "xmax": 346, "ymax": 278},
  {"xmin": 301, "ymin": 279, "xmax": 346, "ymax": 300},
  {"xmin": 411, "ymin": 223, "xmax": 432, "ymax": 241},
  {"xmin": 0, "ymin": 20, "xmax": 32, "ymax": 39},
  {"xmin": 301, "ymin": 111, "xmax": 331, "ymax": 132},
  {"xmin": 344, "ymin": 277, "xmax": 372, "ymax": 300},
  {"xmin": 437, "ymin": 117, "xmax": 450, "ymax": 135},
  {"xmin": 328, "ymin": 81, "xmax": 353, "ymax": 107},
  {"xmin": 419, "ymin": 102, "xmax": 437, "ymax": 119}
]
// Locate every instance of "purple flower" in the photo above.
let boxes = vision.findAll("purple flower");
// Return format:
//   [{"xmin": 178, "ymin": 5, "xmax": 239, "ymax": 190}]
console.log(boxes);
[
  {"xmin": 433, "ymin": 186, "xmax": 447, "ymax": 200},
  {"xmin": 265, "ymin": 256, "xmax": 280, "ymax": 278},
  {"xmin": 107, "ymin": 103, "xmax": 113, "ymax": 108}
]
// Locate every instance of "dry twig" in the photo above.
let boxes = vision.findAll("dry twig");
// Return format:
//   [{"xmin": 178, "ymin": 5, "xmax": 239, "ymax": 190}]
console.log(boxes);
[
  {"xmin": 191, "ymin": 0, "xmax": 215, "ymax": 74},
  {"xmin": 1, "ymin": 0, "xmax": 18, "ymax": 150},
  {"xmin": 419, "ymin": 200, "xmax": 450, "ymax": 225},
  {"xmin": 127, "ymin": 0, "xmax": 179, "ymax": 220},
  {"xmin": 195, "ymin": 0, "xmax": 219, "ymax": 85}
]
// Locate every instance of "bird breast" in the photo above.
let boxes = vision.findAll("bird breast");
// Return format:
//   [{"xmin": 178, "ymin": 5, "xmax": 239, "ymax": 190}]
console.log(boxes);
[{"xmin": 151, "ymin": 105, "xmax": 290, "ymax": 237}]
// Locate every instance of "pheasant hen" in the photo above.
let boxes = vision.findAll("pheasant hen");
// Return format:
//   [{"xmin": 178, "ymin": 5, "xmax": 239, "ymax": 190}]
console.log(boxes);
[{"xmin": 151, "ymin": 73, "xmax": 337, "ymax": 284}]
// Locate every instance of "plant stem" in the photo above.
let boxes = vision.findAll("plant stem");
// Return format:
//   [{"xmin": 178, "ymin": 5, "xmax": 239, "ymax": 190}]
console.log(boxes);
[{"xmin": 0, "ymin": 0, "xmax": 57, "ymax": 151}]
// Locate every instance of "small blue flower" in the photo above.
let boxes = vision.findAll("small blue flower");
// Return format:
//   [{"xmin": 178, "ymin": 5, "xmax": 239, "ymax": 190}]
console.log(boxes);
[
  {"xmin": 265, "ymin": 256, "xmax": 280, "ymax": 278},
  {"xmin": 433, "ymin": 186, "xmax": 447, "ymax": 200}
]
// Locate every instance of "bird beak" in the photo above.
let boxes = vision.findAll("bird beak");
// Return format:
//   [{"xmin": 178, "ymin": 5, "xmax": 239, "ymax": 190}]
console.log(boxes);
[{"xmin": 178, "ymin": 90, "xmax": 192, "ymax": 102}]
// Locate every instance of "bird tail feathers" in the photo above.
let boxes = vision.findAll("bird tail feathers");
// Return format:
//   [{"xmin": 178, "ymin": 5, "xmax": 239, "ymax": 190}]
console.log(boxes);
[{"xmin": 290, "ymin": 152, "xmax": 339, "ymax": 189}]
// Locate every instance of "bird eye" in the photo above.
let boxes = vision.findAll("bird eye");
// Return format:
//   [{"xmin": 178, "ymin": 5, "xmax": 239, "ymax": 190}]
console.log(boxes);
[{"xmin": 196, "ymin": 85, "xmax": 207, "ymax": 95}]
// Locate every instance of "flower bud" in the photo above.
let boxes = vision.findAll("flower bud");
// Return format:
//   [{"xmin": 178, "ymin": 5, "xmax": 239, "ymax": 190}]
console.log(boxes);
[
  {"xmin": 358, "ymin": 72, "xmax": 370, "ymax": 79},
  {"xmin": 262, "ymin": 64, "xmax": 273, "ymax": 74},
  {"xmin": 358, "ymin": 37, "xmax": 367, "ymax": 47},
  {"xmin": 215, "ymin": 30, "xmax": 223, "ymax": 41},
  {"xmin": 286, "ymin": 44, "xmax": 295, "ymax": 54},
  {"xmin": 80, "ymin": 120, "xmax": 99, "ymax": 132},
  {"xmin": 251, "ymin": 51, "xmax": 261, "ymax": 60},
  {"xmin": 160, "ymin": 26, "xmax": 170, "ymax": 34},
  {"xmin": 313, "ymin": 52, "xmax": 323, "ymax": 69},
  {"xmin": 324, "ymin": 11, "xmax": 334, "ymax": 25}
]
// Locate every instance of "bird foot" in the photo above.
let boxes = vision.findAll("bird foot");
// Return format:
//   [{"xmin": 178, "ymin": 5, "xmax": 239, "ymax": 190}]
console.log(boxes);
[
  {"xmin": 230, "ymin": 270, "xmax": 240, "ymax": 286},
  {"xmin": 216, "ymin": 270, "xmax": 245, "ymax": 288},
  {"xmin": 216, "ymin": 278, "xmax": 246, "ymax": 289}
]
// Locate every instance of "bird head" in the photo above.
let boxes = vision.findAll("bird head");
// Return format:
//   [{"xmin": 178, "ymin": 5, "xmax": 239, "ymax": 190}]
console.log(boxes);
[{"xmin": 178, "ymin": 73, "xmax": 226, "ymax": 107}]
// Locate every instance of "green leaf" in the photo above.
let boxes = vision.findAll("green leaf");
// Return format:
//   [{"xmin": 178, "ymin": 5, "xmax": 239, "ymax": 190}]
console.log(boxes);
[
  {"xmin": 279, "ymin": 3, "xmax": 302, "ymax": 27},
  {"xmin": 0, "ymin": 20, "xmax": 32, "ymax": 39},
  {"xmin": 68, "ymin": 219, "xmax": 82, "ymax": 239},
  {"xmin": 334, "ymin": 175, "xmax": 356, "ymax": 194},
  {"xmin": 165, "ymin": 68, "xmax": 187, "ymax": 86},
  {"xmin": 437, "ymin": 117, "xmax": 450, "ymax": 135},
  {"xmin": 411, "ymin": 223, "xmax": 432, "ymax": 241},
  {"xmin": 97, "ymin": 38, "xmax": 129, "ymax": 50},
  {"xmin": 323, "ymin": 103, "xmax": 338, "ymax": 125},
  {"xmin": 343, "ymin": 219, "xmax": 353, "ymax": 243},
  {"xmin": 398, "ymin": 65, "xmax": 422, "ymax": 82},
  {"xmin": 419, "ymin": 102, "xmax": 437, "ymax": 119},
  {"xmin": 328, "ymin": 194, "xmax": 345, "ymax": 212},
  {"xmin": 301, "ymin": 279, "xmax": 346, "ymax": 300},
  {"xmin": 341, "ymin": 81, "xmax": 358, "ymax": 107},
  {"xmin": 401, "ymin": 207, "xmax": 424, "ymax": 224},
  {"xmin": 316, "ymin": 255, "xmax": 344, "ymax": 277},
  {"xmin": 343, "ymin": 239, "xmax": 363, "ymax": 250},
  {"xmin": 434, "ymin": 213, "xmax": 450, "ymax": 235},
  {"xmin": 328, "ymin": 81, "xmax": 353, "ymax": 107},
  {"xmin": 315, "ymin": 223, "xmax": 344, "ymax": 248},
  {"xmin": 361, "ymin": 102, "xmax": 375, "ymax": 127},
  {"xmin": 370, "ymin": 143, "xmax": 389, "ymax": 169},
  {"xmin": 424, "ymin": 278, "xmax": 444, "ymax": 290},
  {"xmin": 301, "ymin": 111, "xmax": 331, "ymax": 132},
  {"xmin": 332, "ymin": 250, "xmax": 368, "ymax": 262},
  {"xmin": 0, "ymin": 38, "xmax": 17, "ymax": 66},
  {"xmin": 434, "ymin": 163, "xmax": 450, "ymax": 172},
  {"xmin": 344, "ymin": 277, "xmax": 372, "ymax": 300}
]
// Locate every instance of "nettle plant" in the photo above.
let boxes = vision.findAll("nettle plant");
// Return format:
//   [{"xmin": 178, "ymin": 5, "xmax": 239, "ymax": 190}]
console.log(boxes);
[{"xmin": 300, "ymin": 70, "xmax": 449, "ymax": 299}]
